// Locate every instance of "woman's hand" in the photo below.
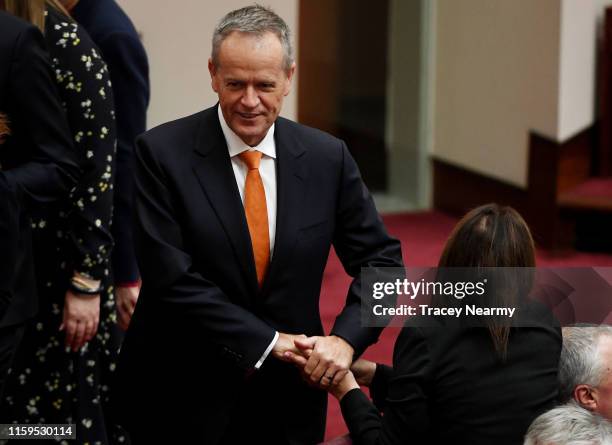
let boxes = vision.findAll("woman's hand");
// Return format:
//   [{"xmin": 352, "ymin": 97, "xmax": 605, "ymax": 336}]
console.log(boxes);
[
  {"xmin": 330, "ymin": 370, "xmax": 360, "ymax": 400},
  {"xmin": 60, "ymin": 290, "xmax": 100, "ymax": 352},
  {"xmin": 351, "ymin": 358, "xmax": 377, "ymax": 386}
]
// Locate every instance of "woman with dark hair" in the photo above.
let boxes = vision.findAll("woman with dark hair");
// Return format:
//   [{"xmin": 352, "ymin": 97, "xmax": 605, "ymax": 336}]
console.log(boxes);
[
  {"xmin": 290, "ymin": 204, "xmax": 561, "ymax": 444},
  {"xmin": 0, "ymin": 1, "xmax": 124, "ymax": 443}
]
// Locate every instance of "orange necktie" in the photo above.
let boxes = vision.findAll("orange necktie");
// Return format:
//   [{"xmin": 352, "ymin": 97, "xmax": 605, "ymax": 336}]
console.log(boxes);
[{"xmin": 239, "ymin": 150, "xmax": 270, "ymax": 287}]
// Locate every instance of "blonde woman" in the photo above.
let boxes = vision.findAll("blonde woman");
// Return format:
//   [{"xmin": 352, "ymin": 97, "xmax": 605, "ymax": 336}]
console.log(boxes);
[
  {"xmin": 0, "ymin": 6, "xmax": 79, "ymax": 410},
  {"xmin": 0, "ymin": 2, "xmax": 124, "ymax": 443}
]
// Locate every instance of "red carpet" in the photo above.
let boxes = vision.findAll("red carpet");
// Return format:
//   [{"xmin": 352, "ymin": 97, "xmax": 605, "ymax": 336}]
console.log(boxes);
[{"xmin": 320, "ymin": 210, "xmax": 612, "ymax": 439}]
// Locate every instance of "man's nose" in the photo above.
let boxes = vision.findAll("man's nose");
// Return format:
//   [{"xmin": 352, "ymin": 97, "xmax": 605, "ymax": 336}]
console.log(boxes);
[{"xmin": 241, "ymin": 86, "xmax": 260, "ymax": 108}]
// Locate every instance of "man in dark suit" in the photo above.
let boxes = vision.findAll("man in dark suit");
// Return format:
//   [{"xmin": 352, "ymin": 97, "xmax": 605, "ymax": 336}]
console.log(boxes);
[
  {"xmin": 0, "ymin": 11, "xmax": 80, "ymax": 399},
  {"xmin": 116, "ymin": 5, "xmax": 403, "ymax": 444}
]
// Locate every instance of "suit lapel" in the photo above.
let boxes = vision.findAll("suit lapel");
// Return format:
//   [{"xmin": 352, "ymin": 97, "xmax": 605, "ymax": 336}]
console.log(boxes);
[
  {"xmin": 264, "ymin": 119, "xmax": 309, "ymax": 293},
  {"xmin": 192, "ymin": 109, "xmax": 259, "ymax": 296}
]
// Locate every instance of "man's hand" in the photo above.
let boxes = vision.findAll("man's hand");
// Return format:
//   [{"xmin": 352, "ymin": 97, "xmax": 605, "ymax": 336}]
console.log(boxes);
[
  {"xmin": 290, "ymin": 335, "xmax": 354, "ymax": 389},
  {"xmin": 350, "ymin": 358, "xmax": 377, "ymax": 386},
  {"xmin": 116, "ymin": 285, "xmax": 139, "ymax": 331},
  {"xmin": 60, "ymin": 290, "xmax": 100, "ymax": 352},
  {"xmin": 271, "ymin": 332, "xmax": 310, "ymax": 362}
]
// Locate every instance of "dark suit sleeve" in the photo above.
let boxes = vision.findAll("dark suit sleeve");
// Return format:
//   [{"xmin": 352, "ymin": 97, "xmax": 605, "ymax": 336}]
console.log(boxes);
[
  {"xmin": 133, "ymin": 137, "xmax": 276, "ymax": 369},
  {"xmin": 98, "ymin": 32, "xmax": 149, "ymax": 284},
  {"xmin": 340, "ymin": 328, "xmax": 432, "ymax": 445},
  {"xmin": 1, "ymin": 24, "xmax": 79, "ymax": 204},
  {"xmin": 330, "ymin": 141, "xmax": 404, "ymax": 355},
  {"xmin": 370, "ymin": 363, "xmax": 394, "ymax": 409}
]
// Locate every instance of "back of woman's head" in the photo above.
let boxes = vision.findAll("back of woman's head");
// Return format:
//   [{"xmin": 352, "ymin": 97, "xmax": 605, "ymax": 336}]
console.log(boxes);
[
  {"xmin": 439, "ymin": 203, "xmax": 535, "ymax": 269},
  {"xmin": 438, "ymin": 204, "xmax": 536, "ymax": 359}
]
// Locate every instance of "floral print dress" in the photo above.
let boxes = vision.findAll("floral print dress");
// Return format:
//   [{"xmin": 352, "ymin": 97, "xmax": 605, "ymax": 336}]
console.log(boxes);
[{"xmin": 0, "ymin": 7, "xmax": 126, "ymax": 444}]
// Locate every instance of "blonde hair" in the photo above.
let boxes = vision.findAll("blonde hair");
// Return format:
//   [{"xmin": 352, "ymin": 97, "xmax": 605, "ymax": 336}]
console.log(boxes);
[{"xmin": 3, "ymin": 0, "xmax": 70, "ymax": 31}]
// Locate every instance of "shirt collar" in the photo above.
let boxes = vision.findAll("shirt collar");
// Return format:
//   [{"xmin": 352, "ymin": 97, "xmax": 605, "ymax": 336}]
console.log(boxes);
[{"xmin": 217, "ymin": 105, "xmax": 276, "ymax": 159}]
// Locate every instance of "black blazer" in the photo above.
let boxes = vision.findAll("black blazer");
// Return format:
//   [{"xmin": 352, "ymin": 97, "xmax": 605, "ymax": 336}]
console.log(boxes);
[
  {"xmin": 0, "ymin": 12, "xmax": 80, "ymax": 326},
  {"xmin": 116, "ymin": 106, "xmax": 403, "ymax": 444},
  {"xmin": 341, "ymin": 304, "xmax": 562, "ymax": 445}
]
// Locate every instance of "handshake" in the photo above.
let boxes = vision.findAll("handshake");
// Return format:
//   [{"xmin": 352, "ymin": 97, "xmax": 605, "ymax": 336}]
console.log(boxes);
[{"xmin": 271, "ymin": 333, "xmax": 377, "ymax": 400}]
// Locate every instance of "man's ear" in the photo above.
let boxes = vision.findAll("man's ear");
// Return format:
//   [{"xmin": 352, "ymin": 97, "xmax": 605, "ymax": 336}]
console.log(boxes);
[
  {"xmin": 208, "ymin": 58, "xmax": 219, "ymax": 93},
  {"xmin": 283, "ymin": 62, "xmax": 296, "ymax": 96},
  {"xmin": 574, "ymin": 384, "xmax": 598, "ymax": 411}
]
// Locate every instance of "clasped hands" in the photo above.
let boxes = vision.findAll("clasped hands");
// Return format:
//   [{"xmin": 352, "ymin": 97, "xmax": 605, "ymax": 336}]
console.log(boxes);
[{"xmin": 271, "ymin": 333, "xmax": 376, "ymax": 399}]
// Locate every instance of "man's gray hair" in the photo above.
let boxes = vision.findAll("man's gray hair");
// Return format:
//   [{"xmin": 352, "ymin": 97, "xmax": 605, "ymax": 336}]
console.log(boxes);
[
  {"xmin": 559, "ymin": 325, "xmax": 612, "ymax": 402},
  {"xmin": 524, "ymin": 403, "xmax": 612, "ymax": 445},
  {"xmin": 212, "ymin": 4, "xmax": 294, "ymax": 72}
]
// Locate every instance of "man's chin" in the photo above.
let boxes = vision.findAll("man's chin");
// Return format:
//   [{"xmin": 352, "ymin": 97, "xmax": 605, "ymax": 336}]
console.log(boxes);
[
  {"xmin": 234, "ymin": 128, "xmax": 266, "ymax": 146},
  {"xmin": 232, "ymin": 122, "xmax": 270, "ymax": 143}
]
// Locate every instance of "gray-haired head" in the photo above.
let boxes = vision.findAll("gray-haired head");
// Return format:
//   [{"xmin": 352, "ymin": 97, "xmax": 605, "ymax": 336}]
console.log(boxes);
[
  {"xmin": 524, "ymin": 403, "xmax": 612, "ymax": 445},
  {"xmin": 212, "ymin": 4, "xmax": 294, "ymax": 73},
  {"xmin": 559, "ymin": 325, "xmax": 612, "ymax": 403}
]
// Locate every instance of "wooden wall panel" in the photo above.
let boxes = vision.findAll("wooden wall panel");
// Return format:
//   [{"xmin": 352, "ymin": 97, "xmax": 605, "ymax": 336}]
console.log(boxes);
[{"xmin": 433, "ymin": 127, "xmax": 593, "ymax": 248}]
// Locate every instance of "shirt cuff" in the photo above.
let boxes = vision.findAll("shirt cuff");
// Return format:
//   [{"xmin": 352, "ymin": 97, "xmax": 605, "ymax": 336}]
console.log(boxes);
[{"xmin": 254, "ymin": 331, "xmax": 278, "ymax": 370}]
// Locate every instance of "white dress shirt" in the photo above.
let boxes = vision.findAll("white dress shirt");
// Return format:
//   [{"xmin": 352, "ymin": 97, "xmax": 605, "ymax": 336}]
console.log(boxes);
[{"xmin": 217, "ymin": 106, "xmax": 279, "ymax": 369}]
